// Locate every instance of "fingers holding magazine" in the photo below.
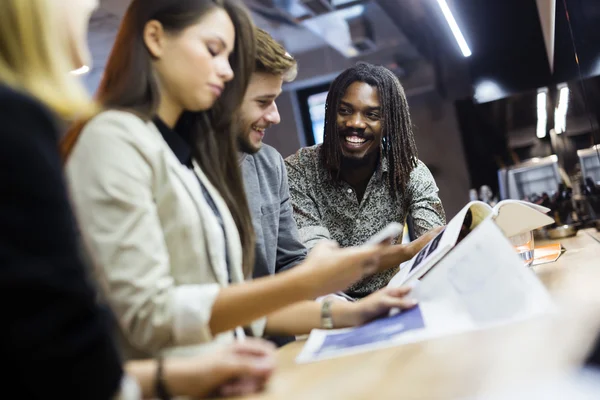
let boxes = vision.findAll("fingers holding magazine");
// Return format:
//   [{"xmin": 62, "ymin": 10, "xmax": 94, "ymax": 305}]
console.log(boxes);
[
  {"xmin": 405, "ymin": 226, "xmax": 445, "ymax": 258},
  {"xmin": 377, "ymin": 226, "xmax": 445, "ymax": 273},
  {"xmin": 341, "ymin": 286, "xmax": 418, "ymax": 327}
]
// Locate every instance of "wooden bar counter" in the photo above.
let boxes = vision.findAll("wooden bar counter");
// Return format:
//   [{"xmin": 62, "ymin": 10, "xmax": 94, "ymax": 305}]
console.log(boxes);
[{"xmin": 236, "ymin": 229, "xmax": 600, "ymax": 400}]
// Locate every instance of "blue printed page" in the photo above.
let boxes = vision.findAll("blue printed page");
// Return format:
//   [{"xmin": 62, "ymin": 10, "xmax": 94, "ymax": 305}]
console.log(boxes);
[{"xmin": 310, "ymin": 306, "xmax": 426, "ymax": 359}]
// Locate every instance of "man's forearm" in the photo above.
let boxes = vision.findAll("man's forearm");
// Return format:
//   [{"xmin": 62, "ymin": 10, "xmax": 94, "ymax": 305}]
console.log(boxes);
[
  {"xmin": 377, "ymin": 244, "xmax": 412, "ymax": 273},
  {"xmin": 377, "ymin": 228, "xmax": 443, "ymax": 273},
  {"xmin": 264, "ymin": 300, "xmax": 356, "ymax": 336}
]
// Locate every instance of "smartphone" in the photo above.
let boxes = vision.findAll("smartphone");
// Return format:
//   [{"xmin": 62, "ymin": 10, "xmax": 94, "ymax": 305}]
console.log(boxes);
[{"xmin": 364, "ymin": 222, "xmax": 404, "ymax": 245}]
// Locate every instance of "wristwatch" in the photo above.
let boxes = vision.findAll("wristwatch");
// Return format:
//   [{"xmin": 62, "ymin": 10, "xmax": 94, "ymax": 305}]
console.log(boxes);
[{"xmin": 321, "ymin": 299, "xmax": 334, "ymax": 329}]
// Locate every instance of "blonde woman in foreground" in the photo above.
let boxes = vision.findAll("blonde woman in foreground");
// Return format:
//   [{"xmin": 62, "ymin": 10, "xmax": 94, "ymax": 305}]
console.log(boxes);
[{"xmin": 0, "ymin": 0, "xmax": 275, "ymax": 398}]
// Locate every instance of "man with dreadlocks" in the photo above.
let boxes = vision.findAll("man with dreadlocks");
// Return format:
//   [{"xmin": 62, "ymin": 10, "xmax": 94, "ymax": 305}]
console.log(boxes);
[
  {"xmin": 286, "ymin": 62, "xmax": 446, "ymax": 298},
  {"xmin": 237, "ymin": 32, "xmax": 422, "ymax": 344}
]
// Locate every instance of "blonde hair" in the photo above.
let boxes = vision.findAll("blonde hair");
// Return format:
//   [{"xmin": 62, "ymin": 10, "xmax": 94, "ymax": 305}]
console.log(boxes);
[
  {"xmin": 255, "ymin": 28, "xmax": 297, "ymax": 82},
  {"xmin": 0, "ymin": 0, "xmax": 94, "ymax": 119}
]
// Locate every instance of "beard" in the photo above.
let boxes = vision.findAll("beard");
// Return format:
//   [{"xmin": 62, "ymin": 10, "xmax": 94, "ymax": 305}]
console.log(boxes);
[
  {"xmin": 340, "ymin": 152, "xmax": 378, "ymax": 168},
  {"xmin": 238, "ymin": 134, "xmax": 259, "ymax": 155},
  {"xmin": 237, "ymin": 116, "xmax": 261, "ymax": 154},
  {"xmin": 337, "ymin": 128, "xmax": 379, "ymax": 168}
]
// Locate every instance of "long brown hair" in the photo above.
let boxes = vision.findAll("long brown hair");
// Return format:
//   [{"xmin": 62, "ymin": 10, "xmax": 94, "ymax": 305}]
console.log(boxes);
[{"xmin": 62, "ymin": 0, "xmax": 257, "ymax": 276}]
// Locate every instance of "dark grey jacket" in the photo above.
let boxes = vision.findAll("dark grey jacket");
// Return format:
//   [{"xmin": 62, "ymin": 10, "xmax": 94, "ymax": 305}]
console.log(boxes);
[{"xmin": 241, "ymin": 145, "xmax": 307, "ymax": 279}]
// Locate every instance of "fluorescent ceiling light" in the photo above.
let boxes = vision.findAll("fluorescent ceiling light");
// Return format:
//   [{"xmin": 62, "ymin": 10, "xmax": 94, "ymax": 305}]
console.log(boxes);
[
  {"xmin": 70, "ymin": 65, "xmax": 90, "ymax": 75},
  {"xmin": 554, "ymin": 84, "xmax": 569, "ymax": 134},
  {"xmin": 474, "ymin": 79, "xmax": 505, "ymax": 103},
  {"xmin": 345, "ymin": 47, "xmax": 359, "ymax": 57},
  {"xmin": 536, "ymin": 89, "xmax": 547, "ymax": 138},
  {"xmin": 437, "ymin": 0, "xmax": 471, "ymax": 57}
]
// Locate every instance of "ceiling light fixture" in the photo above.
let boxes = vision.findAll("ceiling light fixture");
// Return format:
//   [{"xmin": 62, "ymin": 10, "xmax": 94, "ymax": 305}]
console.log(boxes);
[
  {"xmin": 70, "ymin": 65, "xmax": 90, "ymax": 75},
  {"xmin": 436, "ymin": 0, "xmax": 472, "ymax": 57},
  {"xmin": 554, "ymin": 84, "xmax": 569, "ymax": 135},
  {"xmin": 536, "ymin": 88, "xmax": 548, "ymax": 138},
  {"xmin": 473, "ymin": 79, "xmax": 505, "ymax": 103}
]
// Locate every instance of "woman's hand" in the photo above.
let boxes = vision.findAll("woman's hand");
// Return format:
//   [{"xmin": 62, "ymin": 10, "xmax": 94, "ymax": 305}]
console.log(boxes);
[
  {"xmin": 336, "ymin": 285, "xmax": 418, "ymax": 328},
  {"xmin": 298, "ymin": 241, "xmax": 385, "ymax": 299},
  {"xmin": 165, "ymin": 338, "xmax": 276, "ymax": 398}
]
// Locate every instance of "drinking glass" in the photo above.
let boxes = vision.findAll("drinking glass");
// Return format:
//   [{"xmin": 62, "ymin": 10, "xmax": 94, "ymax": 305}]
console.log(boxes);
[{"xmin": 508, "ymin": 231, "xmax": 535, "ymax": 267}]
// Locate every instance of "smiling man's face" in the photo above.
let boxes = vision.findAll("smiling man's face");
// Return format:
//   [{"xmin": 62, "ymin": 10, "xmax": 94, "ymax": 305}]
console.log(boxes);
[
  {"xmin": 336, "ymin": 81, "xmax": 383, "ymax": 163},
  {"xmin": 237, "ymin": 72, "xmax": 284, "ymax": 154}
]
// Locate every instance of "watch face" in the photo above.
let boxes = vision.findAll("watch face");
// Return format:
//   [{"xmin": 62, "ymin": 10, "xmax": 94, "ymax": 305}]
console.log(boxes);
[
  {"xmin": 322, "ymin": 300, "xmax": 334, "ymax": 329},
  {"xmin": 322, "ymin": 315, "xmax": 334, "ymax": 329}
]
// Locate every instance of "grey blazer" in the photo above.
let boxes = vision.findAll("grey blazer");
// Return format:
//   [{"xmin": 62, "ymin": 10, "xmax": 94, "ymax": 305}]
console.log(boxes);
[{"xmin": 66, "ymin": 110, "xmax": 265, "ymax": 360}]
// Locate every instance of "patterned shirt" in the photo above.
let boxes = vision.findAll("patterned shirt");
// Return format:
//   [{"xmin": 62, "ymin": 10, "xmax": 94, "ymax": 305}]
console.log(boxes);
[{"xmin": 285, "ymin": 144, "xmax": 446, "ymax": 297}]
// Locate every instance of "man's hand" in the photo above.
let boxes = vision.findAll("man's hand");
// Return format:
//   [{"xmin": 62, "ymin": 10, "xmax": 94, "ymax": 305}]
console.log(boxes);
[
  {"xmin": 405, "ymin": 226, "xmax": 445, "ymax": 258},
  {"xmin": 336, "ymin": 286, "xmax": 418, "ymax": 327},
  {"xmin": 378, "ymin": 226, "xmax": 444, "ymax": 273}
]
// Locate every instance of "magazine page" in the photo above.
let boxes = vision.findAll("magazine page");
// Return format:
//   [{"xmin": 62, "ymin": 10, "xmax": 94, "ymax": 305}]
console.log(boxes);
[
  {"xmin": 388, "ymin": 201, "xmax": 491, "ymax": 287},
  {"xmin": 295, "ymin": 306, "xmax": 429, "ymax": 363},
  {"xmin": 493, "ymin": 199, "xmax": 551, "ymax": 214},
  {"xmin": 491, "ymin": 200, "xmax": 554, "ymax": 238},
  {"xmin": 297, "ymin": 220, "xmax": 554, "ymax": 364},
  {"xmin": 416, "ymin": 219, "xmax": 554, "ymax": 326},
  {"xmin": 386, "ymin": 259, "xmax": 413, "ymax": 288},
  {"xmin": 469, "ymin": 201, "xmax": 495, "ymax": 225}
]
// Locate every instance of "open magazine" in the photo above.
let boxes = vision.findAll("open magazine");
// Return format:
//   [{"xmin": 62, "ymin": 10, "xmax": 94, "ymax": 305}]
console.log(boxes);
[
  {"xmin": 388, "ymin": 200, "xmax": 555, "ymax": 288},
  {"xmin": 296, "ymin": 201, "xmax": 556, "ymax": 364}
]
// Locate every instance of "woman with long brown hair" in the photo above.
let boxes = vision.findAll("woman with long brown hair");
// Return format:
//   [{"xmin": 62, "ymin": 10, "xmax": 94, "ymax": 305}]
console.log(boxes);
[{"xmin": 64, "ymin": 0, "xmax": 417, "ymax": 361}]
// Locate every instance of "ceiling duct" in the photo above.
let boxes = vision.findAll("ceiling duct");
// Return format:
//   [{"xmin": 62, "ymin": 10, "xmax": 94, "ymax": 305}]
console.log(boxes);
[
  {"xmin": 247, "ymin": 0, "xmax": 377, "ymax": 57},
  {"xmin": 301, "ymin": 4, "xmax": 373, "ymax": 57},
  {"xmin": 301, "ymin": 0, "xmax": 333, "ymax": 15}
]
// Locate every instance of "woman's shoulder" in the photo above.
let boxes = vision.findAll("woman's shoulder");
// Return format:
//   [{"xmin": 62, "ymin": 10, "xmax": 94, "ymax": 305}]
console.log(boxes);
[
  {"xmin": 78, "ymin": 109, "xmax": 163, "ymax": 152},
  {"xmin": 65, "ymin": 109, "xmax": 167, "ymax": 178},
  {"xmin": 84, "ymin": 109, "xmax": 151, "ymax": 136}
]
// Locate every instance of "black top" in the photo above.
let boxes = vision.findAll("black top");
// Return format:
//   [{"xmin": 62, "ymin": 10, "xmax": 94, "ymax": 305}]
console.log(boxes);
[
  {"xmin": 0, "ymin": 85, "xmax": 123, "ymax": 399},
  {"xmin": 153, "ymin": 117, "xmax": 232, "ymax": 281}
]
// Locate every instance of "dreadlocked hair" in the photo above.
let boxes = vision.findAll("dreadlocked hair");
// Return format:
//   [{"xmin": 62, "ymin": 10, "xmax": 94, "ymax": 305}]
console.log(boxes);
[{"xmin": 320, "ymin": 62, "xmax": 418, "ymax": 197}]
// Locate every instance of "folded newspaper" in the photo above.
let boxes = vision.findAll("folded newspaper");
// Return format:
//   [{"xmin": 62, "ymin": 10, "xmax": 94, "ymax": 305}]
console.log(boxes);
[{"xmin": 296, "ymin": 201, "xmax": 556, "ymax": 363}]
